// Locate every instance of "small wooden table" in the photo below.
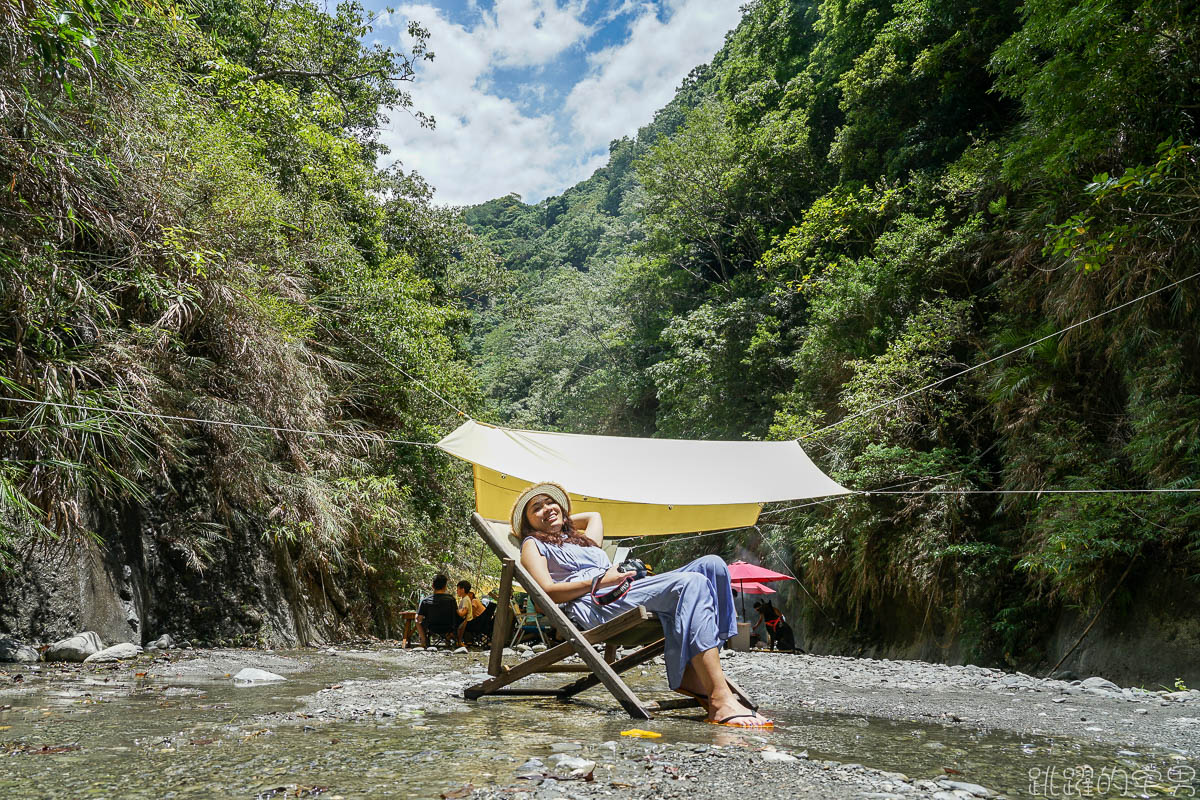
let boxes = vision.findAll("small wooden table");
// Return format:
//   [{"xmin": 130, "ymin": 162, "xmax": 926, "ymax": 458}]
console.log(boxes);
[{"xmin": 400, "ymin": 609, "xmax": 419, "ymax": 647}]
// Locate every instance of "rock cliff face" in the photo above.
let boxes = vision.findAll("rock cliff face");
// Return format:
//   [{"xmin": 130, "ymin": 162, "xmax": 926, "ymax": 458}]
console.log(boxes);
[
  {"xmin": 1041, "ymin": 572, "xmax": 1200, "ymax": 688},
  {"xmin": 792, "ymin": 568, "xmax": 1200, "ymax": 686},
  {"xmin": 0, "ymin": 508, "xmax": 335, "ymax": 649}
]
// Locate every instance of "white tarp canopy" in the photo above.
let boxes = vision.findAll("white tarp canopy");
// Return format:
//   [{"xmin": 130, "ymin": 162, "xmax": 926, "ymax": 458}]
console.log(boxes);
[{"xmin": 437, "ymin": 420, "xmax": 851, "ymax": 536}]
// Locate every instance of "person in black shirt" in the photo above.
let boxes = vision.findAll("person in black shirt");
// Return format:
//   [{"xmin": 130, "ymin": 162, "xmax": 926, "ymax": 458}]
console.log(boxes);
[{"xmin": 417, "ymin": 574, "xmax": 459, "ymax": 648}]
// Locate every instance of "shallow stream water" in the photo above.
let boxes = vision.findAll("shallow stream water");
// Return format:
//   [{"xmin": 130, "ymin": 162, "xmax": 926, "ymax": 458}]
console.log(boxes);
[{"xmin": 0, "ymin": 650, "xmax": 1191, "ymax": 798}]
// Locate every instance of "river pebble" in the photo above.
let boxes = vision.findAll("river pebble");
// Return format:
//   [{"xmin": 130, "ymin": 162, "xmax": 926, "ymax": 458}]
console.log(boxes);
[{"xmin": 941, "ymin": 779, "xmax": 993, "ymax": 796}]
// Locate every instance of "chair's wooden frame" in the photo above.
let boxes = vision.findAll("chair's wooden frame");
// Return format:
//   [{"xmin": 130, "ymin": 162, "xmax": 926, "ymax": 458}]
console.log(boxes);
[{"xmin": 462, "ymin": 512, "xmax": 755, "ymax": 719}]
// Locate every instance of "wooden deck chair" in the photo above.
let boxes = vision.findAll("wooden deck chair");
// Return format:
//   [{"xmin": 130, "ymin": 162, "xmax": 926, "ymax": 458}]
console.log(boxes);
[{"xmin": 462, "ymin": 513, "xmax": 756, "ymax": 719}]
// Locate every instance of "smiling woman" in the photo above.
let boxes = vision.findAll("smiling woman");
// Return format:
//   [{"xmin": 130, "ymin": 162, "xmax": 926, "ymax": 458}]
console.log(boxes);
[
  {"xmin": 369, "ymin": 0, "xmax": 746, "ymax": 204},
  {"xmin": 511, "ymin": 483, "xmax": 773, "ymax": 728}
]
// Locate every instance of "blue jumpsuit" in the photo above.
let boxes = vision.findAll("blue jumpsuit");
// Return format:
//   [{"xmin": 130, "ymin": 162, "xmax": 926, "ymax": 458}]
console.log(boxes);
[{"xmin": 529, "ymin": 538, "xmax": 738, "ymax": 690}]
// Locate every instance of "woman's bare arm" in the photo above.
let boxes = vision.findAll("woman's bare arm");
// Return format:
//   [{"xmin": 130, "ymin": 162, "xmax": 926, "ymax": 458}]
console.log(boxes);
[
  {"xmin": 570, "ymin": 511, "xmax": 603, "ymax": 547},
  {"xmin": 521, "ymin": 537, "xmax": 628, "ymax": 604}
]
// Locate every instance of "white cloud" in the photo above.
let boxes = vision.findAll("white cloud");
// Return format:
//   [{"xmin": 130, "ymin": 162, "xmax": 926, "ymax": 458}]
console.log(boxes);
[
  {"xmin": 376, "ymin": 1, "xmax": 742, "ymax": 206},
  {"xmin": 564, "ymin": 0, "xmax": 743, "ymax": 152},
  {"xmin": 480, "ymin": 0, "xmax": 591, "ymax": 67}
]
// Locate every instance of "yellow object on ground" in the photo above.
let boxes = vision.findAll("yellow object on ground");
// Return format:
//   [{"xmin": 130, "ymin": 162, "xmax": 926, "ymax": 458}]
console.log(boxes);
[{"xmin": 620, "ymin": 729, "xmax": 663, "ymax": 738}]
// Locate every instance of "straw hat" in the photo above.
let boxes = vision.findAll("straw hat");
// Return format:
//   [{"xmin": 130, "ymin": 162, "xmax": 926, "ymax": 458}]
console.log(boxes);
[{"xmin": 509, "ymin": 482, "xmax": 571, "ymax": 536}]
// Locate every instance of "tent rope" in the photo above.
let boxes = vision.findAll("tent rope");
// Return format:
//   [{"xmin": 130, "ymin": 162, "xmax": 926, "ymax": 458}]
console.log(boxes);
[
  {"xmin": 864, "ymin": 488, "xmax": 1200, "ymax": 495},
  {"xmin": 626, "ymin": 524, "xmax": 756, "ymax": 554},
  {"xmin": 800, "ymin": 269, "xmax": 1200, "ymax": 441},
  {"xmin": 756, "ymin": 525, "xmax": 841, "ymax": 631},
  {"xmin": 0, "ymin": 395, "xmax": 444, "ymax": 448},
  {"xmin": 5, "ymin": 395, "xmax": 1194, "ymax": 496},
  {"xmin": 324, "ymin": 324, "xmax": 474, "ymax": 421}
]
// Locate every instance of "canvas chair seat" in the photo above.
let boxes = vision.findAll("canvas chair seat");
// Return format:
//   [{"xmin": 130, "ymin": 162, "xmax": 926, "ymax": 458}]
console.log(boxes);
[{"xmin": 462, "ymin": 513, "xmax": 754, "ymax": 719}]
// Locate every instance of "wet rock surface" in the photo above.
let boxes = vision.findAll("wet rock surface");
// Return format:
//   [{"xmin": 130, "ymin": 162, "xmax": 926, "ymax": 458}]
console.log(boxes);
[
  {"xmin": 715, "ymin": 650, "xmax": 1200, "ymax": 754},
  {"xmin": 83, "ymin": 642, "xmax": 142, "ymax": 662},
  {"xmin": 0, "ymin": 645, "xmax": 1195, "ymax": 798},
  {"xmin": 0, "ymin": 637, "xmax": 38, "ymax": 663},
  {"xmin": 466, "ymin": 741, "xmax": 990, "ymax": 800},
  {"xmin": 233, "ymin": 667, "xmax": 287, "ymax": 683},
  {"xmin": 148, "ymin": 634, "xmax": 175, "ymax": 650},
  {"xmin": 42, "ymin": 631, "xmax": 105, "ymax": 662}
]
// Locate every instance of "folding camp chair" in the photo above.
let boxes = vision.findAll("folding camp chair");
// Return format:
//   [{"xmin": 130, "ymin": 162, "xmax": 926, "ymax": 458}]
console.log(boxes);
[
  {"xmin": 416, "ymin": 593, "xmax": 460, "ymax": 648},
  {"xmin": 462, "ymin": 513, "xmax": 755, "ymax": 719},
  {"xmin": 464, "ymin": 601, "xmax": 498, "ymax": 647},
  {"xmin": 509, "ymin": 594, "xmax": 551, "ymax": 647}
]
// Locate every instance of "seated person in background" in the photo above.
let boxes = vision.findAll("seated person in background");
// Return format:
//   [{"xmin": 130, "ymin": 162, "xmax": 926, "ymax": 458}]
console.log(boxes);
[
  {"xmin": 753, "ymin": 600, "xmax": 797, "ymax": 652},
  {"xmin": 417, "ymin": 574, "xmax": 459, "ymax": 648},
  {"xmin": 463, "ymin": 591, "xmax": 496, "ymax": 645},
  {"xmin": 455, "ymin": 580, "xmax": 476, "ymax": 647}
]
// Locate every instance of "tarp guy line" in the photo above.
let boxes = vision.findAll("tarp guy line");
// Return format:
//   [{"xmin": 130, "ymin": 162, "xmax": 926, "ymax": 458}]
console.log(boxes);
[
  {"xmin": 801, "ymin": 269, "xmax": 1200, "ymax": 441},
  {"xmin": 0, "ymin": 395, "xmax": 443, "ymax": 448},
  {"xmin": 323, "ymin": 323, "xmax": 473, "ymax": 421}
]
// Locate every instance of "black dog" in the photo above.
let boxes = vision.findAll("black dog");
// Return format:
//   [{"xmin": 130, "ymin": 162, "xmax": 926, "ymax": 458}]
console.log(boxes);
[
  {"xmin": 770, "ymin": 617, "xmax": 797, "ymax": 651},
  {"xmin": 755, "ymin": 600, "xmax": 798, "ymax": 652}
]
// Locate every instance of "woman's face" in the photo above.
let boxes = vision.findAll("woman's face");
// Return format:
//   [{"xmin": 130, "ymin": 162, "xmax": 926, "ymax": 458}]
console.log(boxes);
[{"xmin": 524, "ymin": 494, "xmax": 564, "ymax": 534}]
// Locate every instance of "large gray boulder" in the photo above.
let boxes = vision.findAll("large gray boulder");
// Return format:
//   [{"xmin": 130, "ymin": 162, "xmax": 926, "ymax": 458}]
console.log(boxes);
[
  {"xmin": 43, "ymin": 631, "xmax": 105, "ymax": 662},
  {"xmin": 0, "ymin": 637, "xmax": 39, "ymax": 663},
  {"xmin": 84, "ymin": 642, "xmax": 142, "ymax": 663}
]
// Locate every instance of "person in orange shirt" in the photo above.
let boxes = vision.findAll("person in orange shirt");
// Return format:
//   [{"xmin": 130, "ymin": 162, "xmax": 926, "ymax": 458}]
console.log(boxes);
[{"xmin": 455, "ymin": 580, "xmax": 477, "ymax": 647}]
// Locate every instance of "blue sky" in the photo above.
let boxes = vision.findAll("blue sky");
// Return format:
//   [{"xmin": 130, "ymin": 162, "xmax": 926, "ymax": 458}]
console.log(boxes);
[{"xmin": 362, "ymin": 1, "xmax": 744, "ymax": 206}]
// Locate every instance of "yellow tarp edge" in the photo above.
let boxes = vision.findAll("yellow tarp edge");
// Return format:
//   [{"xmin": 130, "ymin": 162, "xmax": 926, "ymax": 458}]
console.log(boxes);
[{"xmin": 474, "ymin": 465, "xmax": 761, "ymax": 537}]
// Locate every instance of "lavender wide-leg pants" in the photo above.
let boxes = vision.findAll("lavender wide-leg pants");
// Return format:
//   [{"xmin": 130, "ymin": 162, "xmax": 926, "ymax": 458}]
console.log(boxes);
[{"xmin": 566, "ymin": 555, "xmax": 738, "ymax": 689}]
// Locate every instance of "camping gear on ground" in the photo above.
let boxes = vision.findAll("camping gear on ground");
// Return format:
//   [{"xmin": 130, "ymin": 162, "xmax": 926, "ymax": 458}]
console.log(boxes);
[{"xmin": 510, "ymin": 593, "xmax": 551, "ymax": 647}]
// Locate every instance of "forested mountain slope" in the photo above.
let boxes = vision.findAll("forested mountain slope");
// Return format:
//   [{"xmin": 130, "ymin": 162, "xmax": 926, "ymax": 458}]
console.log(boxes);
[
  {"xmin": 467, "ymin": 0, "xmax": 1200, "ymax": 679},
  {"xmin": 0, "ymin": 0, "xmax": 495, "ymax": 645}
]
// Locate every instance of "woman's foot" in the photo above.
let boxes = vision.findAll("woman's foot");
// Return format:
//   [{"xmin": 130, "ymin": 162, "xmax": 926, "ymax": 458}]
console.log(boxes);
[
  {"xmin": 674, "ymin": 682, "xmax": 712, "ymax": 712},
  {"xmin": 706, "ymin": 696, "xmax": 772, "ymax": 728}
]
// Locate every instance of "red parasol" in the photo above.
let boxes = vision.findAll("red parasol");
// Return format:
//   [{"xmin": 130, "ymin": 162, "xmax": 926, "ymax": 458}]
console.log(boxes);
[
  {"xmin": 736, "ymin": 581, "xmax": 776, "ymax": 595},
  {"xmin": 727, "ymin": 560, "xmax": 792, "ymax": 583},
  {"xmin": 728, "ymin": 561, "xmax": 792, "ymax": 620}
]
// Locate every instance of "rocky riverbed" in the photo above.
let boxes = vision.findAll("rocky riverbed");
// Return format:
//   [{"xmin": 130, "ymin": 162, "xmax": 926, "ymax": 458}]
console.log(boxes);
[{"xmin": 1, "ymin": 644, "xmax": 1196, "ymax": 798}]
